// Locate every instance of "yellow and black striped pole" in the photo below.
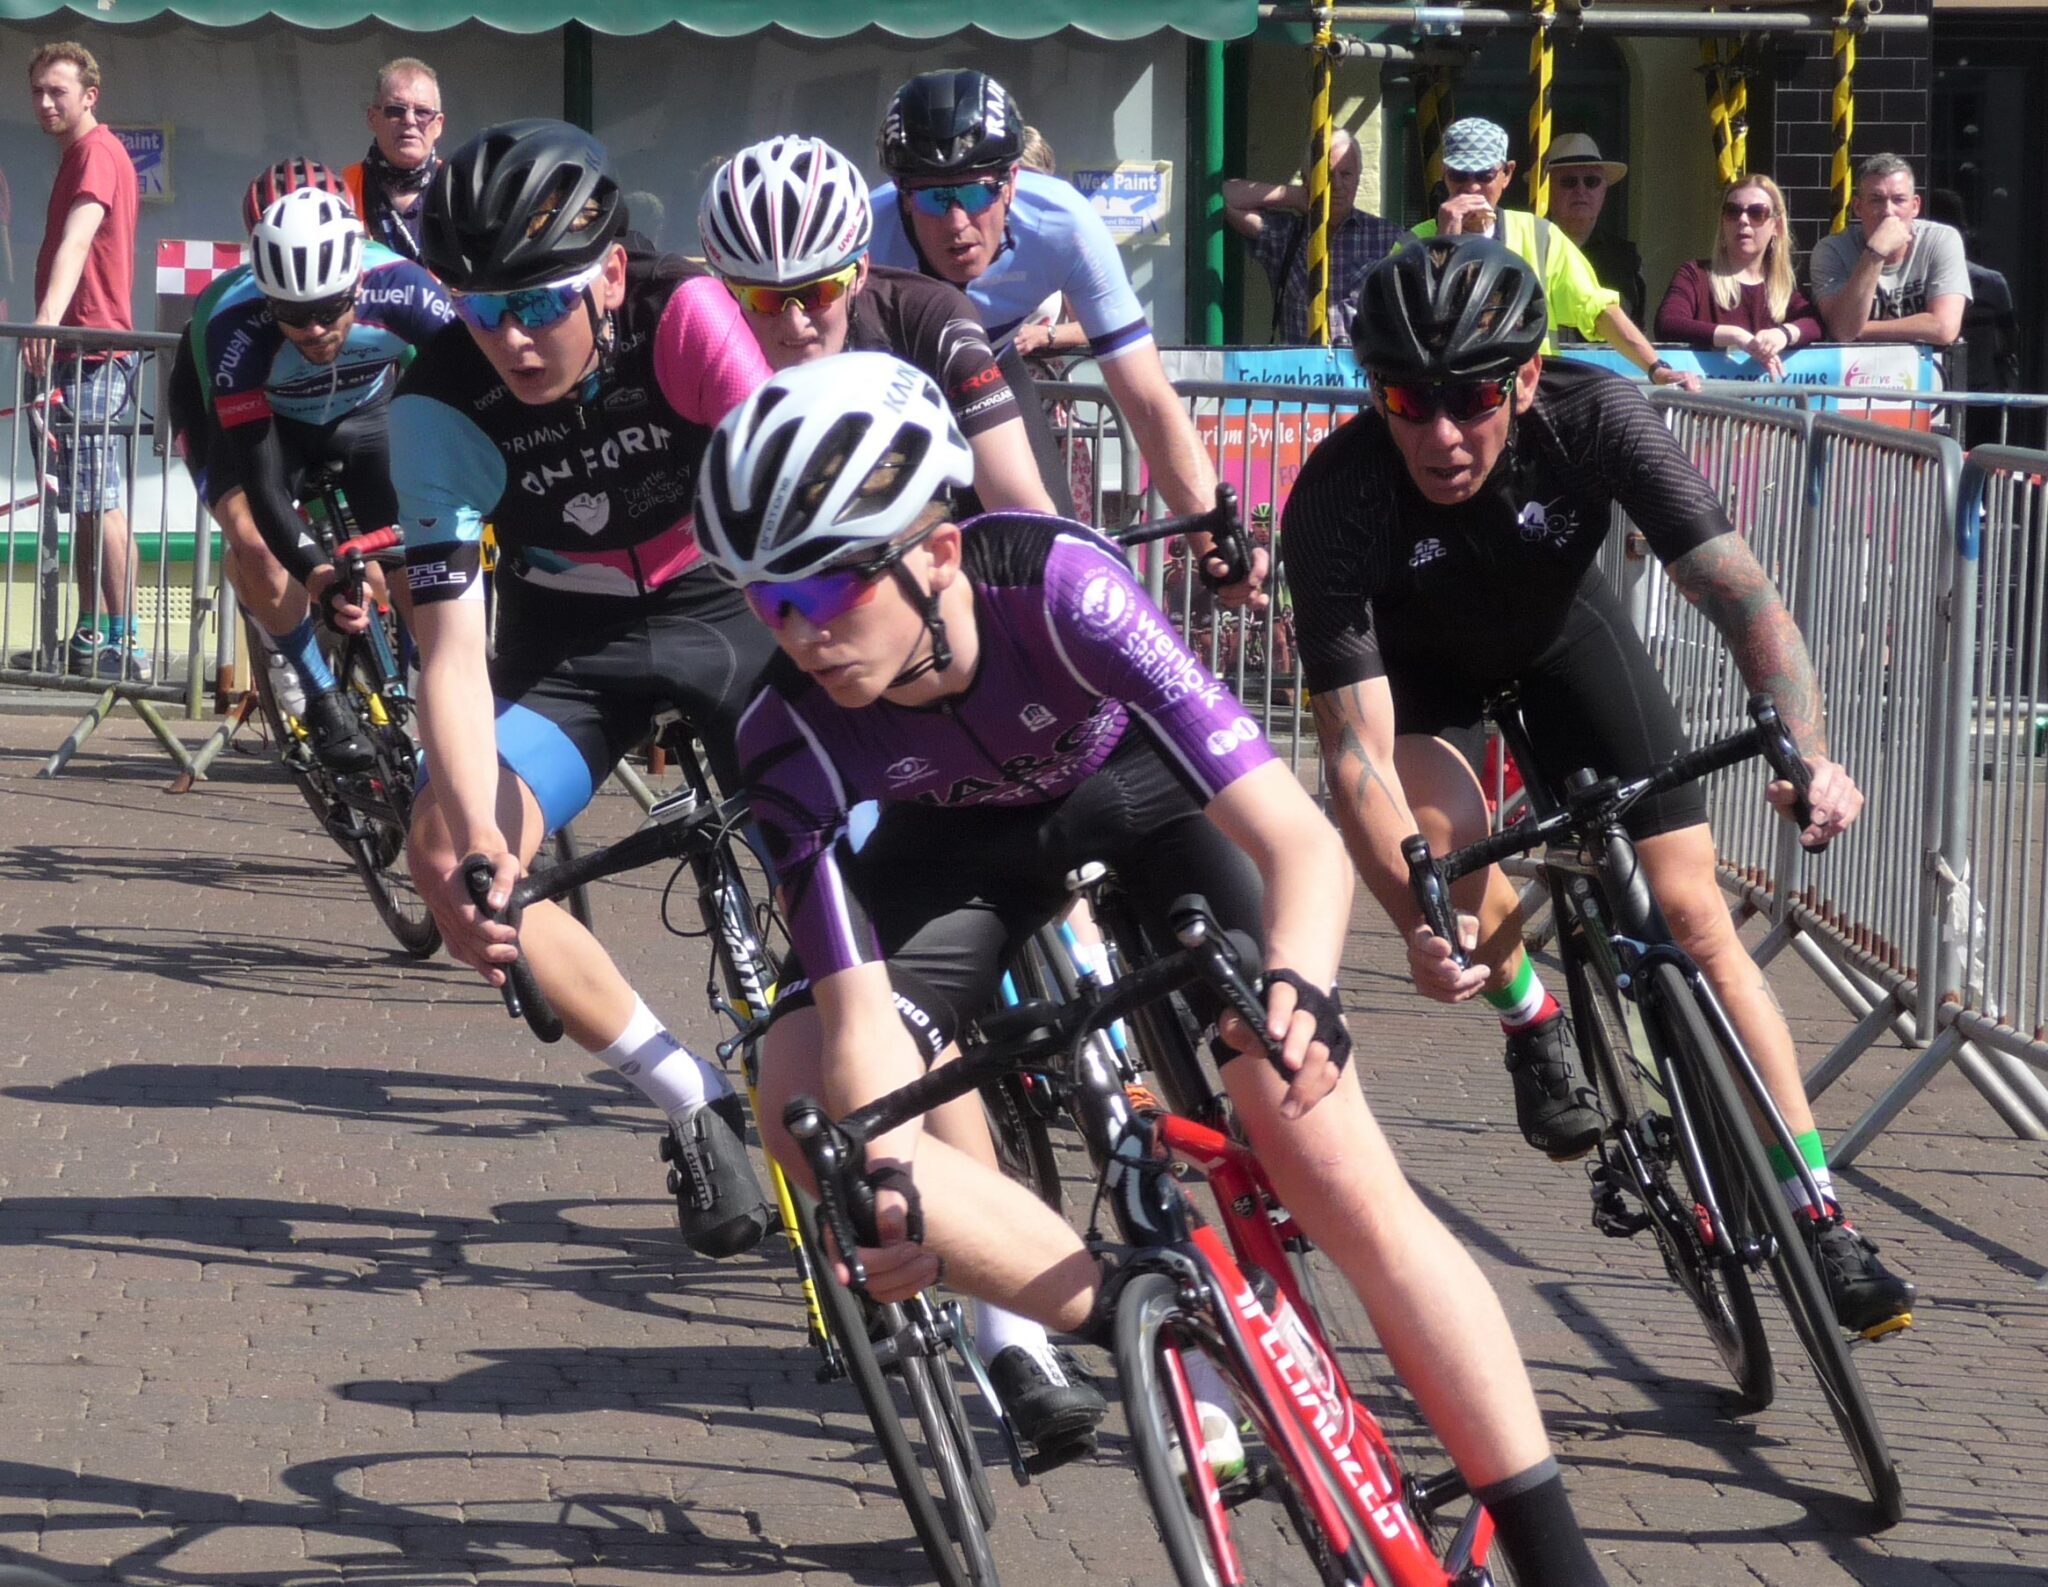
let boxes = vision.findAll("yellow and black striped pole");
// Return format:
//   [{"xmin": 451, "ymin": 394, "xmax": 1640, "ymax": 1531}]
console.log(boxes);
[
  {"xmin": 1701, "ymin": 39, "xmax": 1735, "ymax": 188},
  {"xmin": 1418, "ymin": 66, "xmax": 1451, "ymax": 199},
  {"xmin": 1831, "ymin": 3, "xmax": 1857, "ymax": 232},
  {"xmin": 1527, "ymin": 0, "xmax": 1555, "ymax": 215},
  {"xmin": 1728, "ymin": 41, "xmax": 1750, "ymax": 177},
  {"xmin": 1305, "ymin": 9, "xmax": 1337, "ymax": 346}
]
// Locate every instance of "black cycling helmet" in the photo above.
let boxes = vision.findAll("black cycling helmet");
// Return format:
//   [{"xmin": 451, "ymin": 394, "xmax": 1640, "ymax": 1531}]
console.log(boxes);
[
  {"xmin": 879, "ymin": 69, "xmax": 1024, "ymax": 179},
  {"xmin": 421, "ymin": 118, "xmax": 624, "ymax": 292},
  {"xmin": 1352, "ymin": 235, "xmax": 1548, "ymax": 383}
]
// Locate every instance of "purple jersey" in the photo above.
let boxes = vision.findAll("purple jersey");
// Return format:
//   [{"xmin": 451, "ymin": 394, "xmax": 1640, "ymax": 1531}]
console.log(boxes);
[{"xmin": 736, "ymin": 514, "xmax": 1276, "ymax": 981}]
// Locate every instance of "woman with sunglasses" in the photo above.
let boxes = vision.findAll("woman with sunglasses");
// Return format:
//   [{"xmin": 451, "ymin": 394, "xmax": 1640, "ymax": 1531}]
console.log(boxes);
[
  {"xmin": 1655, "ymin": 176, "xmax": 1824, "ymax": 380},
  {"xmin": 1284, "ymin": 236, "xmax": 1913, "ymax": 1338},
  {"xmin": 202, "ymin": 184, "xmax": 456, "ymax": 774},
  {"xmin": 388, "ymin": 119, "xmax": 782, "ymax": 1262},
  {"xmin": 695, "ymin": 351, "xmax": 1609, "ymax": 1583},
  {"xmin": 698, "ymin": 134, "xmax": 1058, "ymax": 515}
]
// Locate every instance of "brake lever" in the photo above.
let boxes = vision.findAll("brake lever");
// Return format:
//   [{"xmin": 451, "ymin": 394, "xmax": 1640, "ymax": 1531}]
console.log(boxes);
[
  {"xmin": 785, "ymin": 1099, "xmax": 870, "ymax": 1293},
  {"xmin": 1194, "ymin": 483, "xmax": 1251, "ymax": 592},
  {"xmin": 461, "ymin": 854, "xmax": 564, "ymax": 1042},
  {"xmin": 1168, "ymin": 894, "xmax": 1284, "ymax": 1071},
  {"xmin": 1401, "ymin": 834, "xmax": 1471, "ymax": 969},
  {"xmin": 1748, "ymin": 694, "xmax": 1828, "ymax": 854}
]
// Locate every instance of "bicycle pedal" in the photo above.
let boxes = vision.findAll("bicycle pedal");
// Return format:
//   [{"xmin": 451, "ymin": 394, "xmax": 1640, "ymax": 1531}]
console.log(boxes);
[
  {"xmin": 1023, "ymin": 1431, "xmax": 1097, "ymax": 1475},
  {"xmin": 1859, "ymin": 1311, "xmax": 1913, "ymax": 1342}
]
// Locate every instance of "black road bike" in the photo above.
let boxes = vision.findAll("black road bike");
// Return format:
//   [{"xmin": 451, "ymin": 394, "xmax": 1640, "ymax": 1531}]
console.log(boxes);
[{"xmin": 1403, "ymin": 692, "xmax": 1905, "ymax": 1525}]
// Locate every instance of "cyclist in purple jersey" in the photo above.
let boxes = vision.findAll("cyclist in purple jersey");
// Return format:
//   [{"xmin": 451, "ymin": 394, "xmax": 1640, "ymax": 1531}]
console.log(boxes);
[
  {"xmin": 698, "ymin": 134, "xmax": 1056, "ymax": 514},
  {"xmin": 689, "ymin": 352, "xmax": 1611, "ymax": 1587}
]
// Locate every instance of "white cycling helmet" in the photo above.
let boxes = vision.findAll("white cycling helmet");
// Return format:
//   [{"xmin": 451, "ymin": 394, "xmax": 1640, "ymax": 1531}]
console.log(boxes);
[
  {"xmin": 250, "ymin": 187, "xmax": 365, "ymax": 303},
  {"xmin": 698, "ymin": 134, "xmax": 873, "ymax": 287},
  {"xmin": 695, "ymin": 351, "xmax": 975, "ymax": 585}
]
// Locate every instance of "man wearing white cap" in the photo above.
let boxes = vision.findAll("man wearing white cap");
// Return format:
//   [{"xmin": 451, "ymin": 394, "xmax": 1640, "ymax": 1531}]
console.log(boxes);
[
  {"xmin": 1414, "ymin": 117, "xmax": 1696, "ymax": 389},
  {"xmin": 1546, "ymin": 132, "xmax": 1644, "ymax": 326}
]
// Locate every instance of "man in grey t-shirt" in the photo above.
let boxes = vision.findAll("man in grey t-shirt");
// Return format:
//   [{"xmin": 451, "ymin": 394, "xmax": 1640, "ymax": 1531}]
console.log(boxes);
[{"xmin": 1810, "ymin": 153, "xmax": 1969, "ymax": 346}]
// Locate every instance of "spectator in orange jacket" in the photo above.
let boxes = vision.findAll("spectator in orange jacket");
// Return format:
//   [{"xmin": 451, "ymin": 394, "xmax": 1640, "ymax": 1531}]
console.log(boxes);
[{"xmin": 342, "ymin": 57, "xmax": 443, "ymax": 264}]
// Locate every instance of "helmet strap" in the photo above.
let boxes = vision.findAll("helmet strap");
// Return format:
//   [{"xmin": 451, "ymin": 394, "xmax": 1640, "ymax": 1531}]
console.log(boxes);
[
  {"xmin": 883, "ymin": 560, "xmax": 953, "ymax": 690},
  {"xmin": 571, "ymin": 290, "xmax": 616, "ymax": 412}
]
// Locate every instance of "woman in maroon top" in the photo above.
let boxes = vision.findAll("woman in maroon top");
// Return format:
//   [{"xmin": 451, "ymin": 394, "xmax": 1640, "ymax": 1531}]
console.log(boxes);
[{"xmin": 1656, "ymin": 175, "xmax": 1825, "ymax": 378}]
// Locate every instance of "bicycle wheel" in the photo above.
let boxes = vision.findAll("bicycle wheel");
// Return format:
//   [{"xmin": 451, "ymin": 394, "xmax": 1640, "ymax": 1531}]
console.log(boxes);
[
  {"xmin": 980, "ymin": 1070, "xmax": 1064, "ymax": 1215},
  {"xmin": 245, "ymin": 619, "xmax": 343, "ymax": 836},
  {"xmin": 1644, "ymin": 962, "xmax": 1904, "ymax": 1526},
  {"xmin": 1563, "ymin": 896, "xmax": 1772, "ymax": 1411},
  {"xmin": 795, "ymin": 1192, "xmax": 1000, "ymax": 1585},
  {"xmin": 1115, "ymin": 1269, "xmax": 1358, "ymax": 1587},
  {"xmin": 337, "ymin": 648, "xmax": 439, "ymax": 959},
  {"xmin": 530, "ymin": 825, "xmax": 595, "ymax": 931}
]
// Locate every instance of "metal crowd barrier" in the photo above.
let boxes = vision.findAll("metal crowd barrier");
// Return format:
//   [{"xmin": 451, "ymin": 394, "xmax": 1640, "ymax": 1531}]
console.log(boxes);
[
  {"xmin": 2, "ymin": 322, "xmax": 217, "ymax": 778},
  {"xmin": 1045, "ymin": 362, "xmax": 2048, "ymax": 1160}
]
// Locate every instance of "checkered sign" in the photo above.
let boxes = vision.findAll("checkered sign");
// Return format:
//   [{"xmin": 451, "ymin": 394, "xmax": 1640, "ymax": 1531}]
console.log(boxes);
[{"xmin": 155, "ymin": 239, "xmax": 245, "ymax": 297}]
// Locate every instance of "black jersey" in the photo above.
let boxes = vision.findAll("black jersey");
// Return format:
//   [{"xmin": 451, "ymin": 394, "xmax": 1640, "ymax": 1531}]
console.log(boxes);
[
  {"xmin": 1282, "ymin": 360, "xmax": 1733, "ymax": 696},
  {"xmin": 847, "ymin": 265, "xmax": 1017, "ymax": 438}
]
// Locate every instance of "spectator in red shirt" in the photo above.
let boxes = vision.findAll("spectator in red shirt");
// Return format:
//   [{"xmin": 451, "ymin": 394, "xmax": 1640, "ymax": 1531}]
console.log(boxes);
[
  {"xmin": 27, "ymin": 41, "xmax": 145, "ymax": 682},
  {"xmin": 1655, "ymin": 175, "xmax": 1823, "ymax": 381}
]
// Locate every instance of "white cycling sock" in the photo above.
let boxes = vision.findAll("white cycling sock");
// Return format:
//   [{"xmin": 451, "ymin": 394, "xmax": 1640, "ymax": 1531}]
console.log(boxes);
[
  {"xmin": 973, "ymin": 1302, "xmax": 1059, "ymax": 1372},
  {"xmin": 594, "ymin": 996, "xmax": 730, "ymax": 1124}
]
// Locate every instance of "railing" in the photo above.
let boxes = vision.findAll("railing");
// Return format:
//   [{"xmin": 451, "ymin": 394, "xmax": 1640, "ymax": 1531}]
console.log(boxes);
[
  {"xmin": 2, "ymin": 322, "xmax": 218, "ymax": 779},
  {"xmin": 1033, "ymin": 363, "xmax": 2048, "ymax": 1160}
]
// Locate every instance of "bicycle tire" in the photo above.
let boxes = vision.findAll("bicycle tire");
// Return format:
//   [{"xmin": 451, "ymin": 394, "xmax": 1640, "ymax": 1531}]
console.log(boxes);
[
  {"xmin": 794, "ymin": 1192, "xmax": 999, "ymax": 1585},
  {"xmin": 900, "ymin": 1325, "xmax": 1001, "ymax": 1569},
  {"xmin": 1561, "ymin": 896, "xmax": 1772, "ymax": 1411},
  {"xmin": 339, "ymin": 646, "xmax": 440, "ymax": 959},
  {"xmin": 530, "ymin": 825, "xmax": 595, "ymax": 931},
  {"xmin": 980, "ymin": 1070, "xmax": 1064, "ymax": 1215},
  {"xmin": 245, "ymin": 619, "xmax": 345, "ymax": 838},
  {"xmin": 1115, "ymin": 1269, "xmax": 1361, "ymax": 1587},
  {"xmin": 1644, "ymin": 961, "xmax": 1904, "ymax": 1526}
]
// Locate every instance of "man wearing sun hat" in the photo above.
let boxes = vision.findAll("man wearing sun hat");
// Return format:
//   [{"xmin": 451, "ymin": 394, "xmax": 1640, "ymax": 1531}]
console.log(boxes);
[
  {"xmin": 1546, "ymin": 131, "xmax": 1644, "ymax": 326},
  {"xmin": 1411, "ymin": 116, "xmax": 1694, "ymax": 388}
]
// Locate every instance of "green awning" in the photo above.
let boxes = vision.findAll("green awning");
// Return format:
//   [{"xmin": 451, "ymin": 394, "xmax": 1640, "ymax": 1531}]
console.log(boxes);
[{"xmin": 0, "ymin": 1, "xmax": 1256, "ymax": 36}]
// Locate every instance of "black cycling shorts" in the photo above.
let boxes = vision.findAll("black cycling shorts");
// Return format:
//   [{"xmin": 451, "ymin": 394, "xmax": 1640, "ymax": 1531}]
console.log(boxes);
[
  {"xmin": 996, "ymin": 342, "xmax": 1077, "ymax": 516},
  {"xmin": 769, "ymin": 728, "xmax": 1266, "ymax": 1061},
  {"xmin": 480, "ymin": 564, "xmax": 779, "ymax": 834},
  {"xmin": 1389, "ymin": 578, "xmax": 1709, "ymax": 841}
]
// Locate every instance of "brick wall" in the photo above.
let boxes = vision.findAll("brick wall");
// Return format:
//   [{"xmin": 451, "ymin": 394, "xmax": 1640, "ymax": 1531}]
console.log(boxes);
[{"xmin": 1770, "ymin": 0, "xmax": 1932, "ymax": 258}]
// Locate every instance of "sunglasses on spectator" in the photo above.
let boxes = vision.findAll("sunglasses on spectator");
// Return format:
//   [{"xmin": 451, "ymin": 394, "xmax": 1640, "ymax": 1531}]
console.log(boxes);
[
  {"xmin": 1374, "ymin": 375, "xmax": 1517, "ymax": 425},
  {"xmin": 380, "ymin": 103, "xmax": 442, "ymax": 124},
  {"xmin": 1722, "ymin": 201, "xmax": 1776, "ymax": 224},
  {"xmin": 269, "ymin": 289, "xmax": 358, "ymax": 329},
  {"xmin": 742, "ymin": 537, "xmax": 928, "ymax": 631},
  {"xmin": 1444, "ymin": 166, "xmax": 1503, "ymax": 186},
  {"xmin": 1553, "ymin": 171, "xmax": 1605, "ymax": 192},
  {"xmin": 904, "ymin": 177, "xmax": 1007, "ymax": 217},
  {"xmin": 451, "ymin": 259, "xmax": 605, "ymax": 333},
  {"xmin": 726, "ymin": 261, "xmax": 861, "ymax": 318}
]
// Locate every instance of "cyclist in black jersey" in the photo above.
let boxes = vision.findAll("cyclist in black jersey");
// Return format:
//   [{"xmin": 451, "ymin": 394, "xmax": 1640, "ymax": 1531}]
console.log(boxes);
[
  {"xmin": 698, "ymin": 134, "xmax": 1057, "ymax": 515},
  {"xmin": 1283, "ymin": 237, "xmax": 1913, "ymax": 1334},
  {"xmin": 389, "ymin": 120, "xmax": 776, "ymax": 1260}
]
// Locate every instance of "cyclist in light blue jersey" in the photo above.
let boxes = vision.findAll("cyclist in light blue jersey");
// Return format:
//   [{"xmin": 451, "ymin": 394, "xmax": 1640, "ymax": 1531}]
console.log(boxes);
[{"xmin": 869, "ymin": 69, "xmax": 1267, "ymax": 604}]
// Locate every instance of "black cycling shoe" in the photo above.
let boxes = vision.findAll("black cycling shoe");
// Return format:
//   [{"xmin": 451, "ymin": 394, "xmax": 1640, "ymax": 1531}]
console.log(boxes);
[
  {"xmin": 1806, "ymin": 1215, "xmax": 1916, "ymax": 1338},
  {"xmin": 1504, "ymin": 1013, "xmax": 1604, "ymax": 1160},
  {"xmin": 660, "ymin": 1093, "xmax": 771, "ymax": 1259},
  {"xmin": 302, "ymin": 689, "xmax": 376, "ymax": 775},
  {"xmin": 988, "ymin": 1344, "xmax": 1106, "ymax": 1463}
]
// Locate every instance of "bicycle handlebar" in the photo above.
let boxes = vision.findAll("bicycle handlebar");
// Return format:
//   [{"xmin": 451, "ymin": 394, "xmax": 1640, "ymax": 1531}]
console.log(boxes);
[
  {"xmin": 505, "ymin": 791, "xmax": 751, "ymax": 914},
  {"xmin": 783, "ymin": 895, "xmax": 1273, "ymax": 1295},
  {"xmin": 333, "ymin": 526, "xmax": 401, "ymax": 563},
  {"xmin": 1404, "ymin": 694, "xmax": 1819, "ymax": 970},
  {"xmin": 462, "ymin": 854, "xmax": 565, "ymax": 1044},
  {"xmin": 1110, "ymin": 483, "xmax": 1253, "ymax": 591}
]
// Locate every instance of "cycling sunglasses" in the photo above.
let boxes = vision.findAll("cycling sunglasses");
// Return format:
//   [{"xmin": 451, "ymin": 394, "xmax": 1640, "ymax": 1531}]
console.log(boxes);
[
  {"xmin": 903, "ymin": 176, "xmax": 1007, "ymax": 218},
  {"xmin": 1374, "ymin": 375, "xmax": 1517, "ymax": 425},
  {"xmin": 451, "ymin": 259, "xmax": 605, "ymax": 333},
  {"xmin": 726, "ymin": 260, "xmax": 860, "ymax": 318},
  {"xmin": 269, "ymin": 288, "xmax": 358, "ymax": 329},
  {"xmin": 742, "ymin": 533, "xmax": 931, "ymax": 630}
]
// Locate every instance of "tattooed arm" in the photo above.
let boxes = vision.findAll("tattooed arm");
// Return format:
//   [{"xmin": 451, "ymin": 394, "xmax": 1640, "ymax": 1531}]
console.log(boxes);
[
  {"xmin": 1664, "ymin": 531, "xmax": 1827, "ymax": 755},
  {"xmin": 1663, "ymin": 529, "xmax": 1865, "ymax": 842},
  {"xmin": 1310, "ymin": 677, "xmax": 1429, "ymax": 926}
]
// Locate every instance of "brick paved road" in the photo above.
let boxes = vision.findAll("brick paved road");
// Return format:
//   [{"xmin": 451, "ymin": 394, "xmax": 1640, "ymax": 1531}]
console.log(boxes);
[{"xmin": 1, "ymin": 716, "xmax": 2043, "ymax": 1586}]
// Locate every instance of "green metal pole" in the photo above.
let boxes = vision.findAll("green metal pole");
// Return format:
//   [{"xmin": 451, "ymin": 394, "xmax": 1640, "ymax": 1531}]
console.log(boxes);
[
  {"xmin": 564, "ymin": 21, "xmax": 595, "ymax": 131},
  {"xmin": 1222, "ymin": 40, "xmax": 1250, "ymax": 343},
  {"xmin": 1199, "ymin": 40, "xmax": 1228, "ymax": 345}
]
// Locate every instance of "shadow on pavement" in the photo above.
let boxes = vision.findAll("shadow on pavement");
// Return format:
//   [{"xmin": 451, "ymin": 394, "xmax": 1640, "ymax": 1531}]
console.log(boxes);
[
  {"xmin": 0, "ymin": 842, "xmax": 331, "ymax": 896},
  {"xmin": 0, "ymin": 926, "xmax": 453, "ymax": 996}
]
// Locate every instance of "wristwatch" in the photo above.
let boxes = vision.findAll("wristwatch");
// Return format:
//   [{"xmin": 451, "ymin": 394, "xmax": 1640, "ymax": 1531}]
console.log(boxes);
[{"xmin": 1647, "ymin": 359, "xmax": 1673, "ymax": 379}]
